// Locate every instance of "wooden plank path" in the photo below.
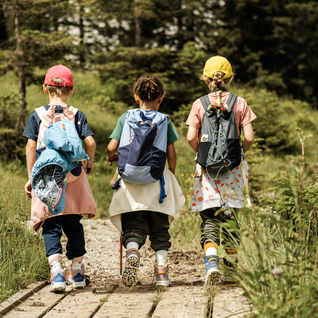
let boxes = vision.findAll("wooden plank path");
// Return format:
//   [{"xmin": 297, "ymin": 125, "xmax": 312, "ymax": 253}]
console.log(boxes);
[
  {"xmin": 212, "ymin": 286, "xmax": 253, "ymax": 318},
  {"xmin": 153, "ymin": 285, "xmax": 207, "ymax": 318},
  {"xmin": 94, "ymin": 284, "xmax": 156, "ymax": 318},
  {"xmin": 0, "ymin": 280, "xmax": 253, "ymax": 318},
  {"xmin": 0, "ymin": 281, "xmax": 209, "ymax": 318}
]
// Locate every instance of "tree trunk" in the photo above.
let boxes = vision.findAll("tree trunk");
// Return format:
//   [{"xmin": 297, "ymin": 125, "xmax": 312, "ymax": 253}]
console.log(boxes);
[
  {"xmin": 14, "ymin": 1, "xmax": 27, "ymax": 132},
  {"xmin": 79, "ymin": 4, "xmax": 85, "ymax": 66},
  {"xmin": 134, "ymin": 0, "xmax": 141, "ymax": 48}
]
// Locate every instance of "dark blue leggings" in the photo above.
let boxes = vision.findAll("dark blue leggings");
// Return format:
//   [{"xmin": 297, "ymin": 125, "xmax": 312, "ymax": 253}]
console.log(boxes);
[{"xmin": 42, "ymin": 214, "xmax": 86, "ymax": 260}]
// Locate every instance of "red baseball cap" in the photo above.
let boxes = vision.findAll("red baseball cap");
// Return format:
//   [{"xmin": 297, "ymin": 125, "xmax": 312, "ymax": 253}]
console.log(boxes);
[{"xmin": 44, "ymin": 65, "xmax": 73, "ymax": 86}]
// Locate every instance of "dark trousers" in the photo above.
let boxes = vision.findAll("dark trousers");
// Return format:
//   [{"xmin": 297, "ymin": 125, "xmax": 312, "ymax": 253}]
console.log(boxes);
[
  {"xmin": 200, "ymin": 208, "xmax": 240, "ymax": 250},
  {"xmin": 121, "ymin": 211, "xmax": 171, "ymax": 252},
  {"xmin": 42, "ymin": 214, "xmax": 86, "ymax": 260}
]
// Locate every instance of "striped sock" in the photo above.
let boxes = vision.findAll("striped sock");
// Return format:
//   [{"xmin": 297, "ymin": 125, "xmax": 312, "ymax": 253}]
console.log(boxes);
[{"xmin": 204, "ymin": 242, "xmax": 218, "ymax": 256}]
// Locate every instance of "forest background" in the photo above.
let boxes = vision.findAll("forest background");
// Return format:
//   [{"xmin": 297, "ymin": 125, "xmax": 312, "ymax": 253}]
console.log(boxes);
[{"xmin": 1, "ymin": 0, "xmax": 318, "ymax": 317}]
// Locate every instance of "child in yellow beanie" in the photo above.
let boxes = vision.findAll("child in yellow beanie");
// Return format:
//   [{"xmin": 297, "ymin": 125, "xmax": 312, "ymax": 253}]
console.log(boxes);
[{"xmin": 186, "ymin": 56, "xmax": 256, "ymax": 285}]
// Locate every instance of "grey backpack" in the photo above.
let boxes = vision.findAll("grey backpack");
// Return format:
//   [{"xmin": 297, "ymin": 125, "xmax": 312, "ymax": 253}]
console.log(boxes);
[{"xmin": 197, "ymin": 93, "xmax": 241, "ymax": 178}]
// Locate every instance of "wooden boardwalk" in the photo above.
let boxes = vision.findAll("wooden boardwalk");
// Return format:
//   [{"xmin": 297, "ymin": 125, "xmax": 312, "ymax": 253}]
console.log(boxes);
[
  {"xmin": 0, "ymin": 281, "xmax": 207, "ymax": 318},
  {"xmin": 0, "ymin": 280, "xmax": 254, "ymax": 317}
]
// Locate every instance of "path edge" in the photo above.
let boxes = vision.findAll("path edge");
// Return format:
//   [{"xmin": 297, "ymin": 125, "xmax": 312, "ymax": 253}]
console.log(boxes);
[{"xmin": 0, "ymin": 280, "xmax": 48, "ymax": 316}]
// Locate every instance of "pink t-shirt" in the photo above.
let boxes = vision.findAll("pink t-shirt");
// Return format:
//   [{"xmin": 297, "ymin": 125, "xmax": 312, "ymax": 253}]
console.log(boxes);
[{"xmin": 185, "ymin": 92, "xmax": 256, "ymax": 135}]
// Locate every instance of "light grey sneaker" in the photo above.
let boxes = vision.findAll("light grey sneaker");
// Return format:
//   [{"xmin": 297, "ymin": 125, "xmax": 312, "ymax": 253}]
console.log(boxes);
[
  {"xmin": 50, "ymin": 268, "xmax": 67, "ymax": 292},
  {"xmin": 154, "ymin": 264, "xmax": 171, "ymax": 287},
  {"xmin": 67, "ymin": 263, "xmax": 86, "ymax": 289},
  {"xmin": 122, "ymin": 248, "xmax": 140, "ymax": 287}
]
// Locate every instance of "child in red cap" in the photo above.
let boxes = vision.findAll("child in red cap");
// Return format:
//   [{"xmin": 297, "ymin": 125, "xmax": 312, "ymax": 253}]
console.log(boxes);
[{"xmin": 23, "ymin": 65, "xmax": 97, "ymax": 292}]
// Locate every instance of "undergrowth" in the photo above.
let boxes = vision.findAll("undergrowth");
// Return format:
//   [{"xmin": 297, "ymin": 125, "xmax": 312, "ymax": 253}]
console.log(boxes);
[{"xmin": 0, "ymin": 164, "xmax": 48, "ymax": 303}]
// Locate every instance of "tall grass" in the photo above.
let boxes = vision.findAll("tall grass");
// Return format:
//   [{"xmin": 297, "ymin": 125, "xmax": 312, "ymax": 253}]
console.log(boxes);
[{"xmin": 0, "ymin": 164, "xmax": 48, "ymax": 303}]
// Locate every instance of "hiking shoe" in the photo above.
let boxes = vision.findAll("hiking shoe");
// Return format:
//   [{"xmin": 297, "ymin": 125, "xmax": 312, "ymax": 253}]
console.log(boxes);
[
  {"xmin": 50, "ymin": 268, "xmax": 67, "ymax": 292},
  {"xmin": 204, "ymin": 255, "xmax": 223, "ymax": 286},
  {"xmin": 68, "ymin": 263, "xmax": 86, "ymax": 288},
  {"xmin": 122, "ymin": 248, "xmax": 140, "ymax": 287},
  {"xmin": 154, "ymin": 264, "xmax": 171, "ymax": 287},
  {"xmin": 223, "ymin": 256, "xmax": 238, "ymax": 271}
]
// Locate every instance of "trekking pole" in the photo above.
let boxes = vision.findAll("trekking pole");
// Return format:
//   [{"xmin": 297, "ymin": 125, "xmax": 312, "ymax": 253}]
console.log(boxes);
[{"xmin": 120, "ymin": 215, "xmax": 123, "ymax": 275}]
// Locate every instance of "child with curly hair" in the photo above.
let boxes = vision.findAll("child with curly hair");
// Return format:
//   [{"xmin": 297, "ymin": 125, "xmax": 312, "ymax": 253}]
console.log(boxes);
[{"xmin": 107, "ymin": 75, "xmax": 184, "ymax": 287}]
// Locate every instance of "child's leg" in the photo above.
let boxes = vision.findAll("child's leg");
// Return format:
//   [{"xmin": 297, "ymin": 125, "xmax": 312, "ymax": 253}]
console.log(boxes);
[
  {"xmin": 200, "ymin": 208, "xmax": 220, "ymax": 255},
  {"xmin": 200, "ymin": 208, "xmax": 223, "ymax": 285},
  {"xmin": 42, "ymin": 215, "xmax": 64, "ymax": 262},
  {"xmin": 62, "ymin": 215, "xmax": 86, "ymax": 261},
  {"xmin": 121, "ymin": 211, "xmax": 149, "ymax": 287},
  {"xmin": 148, "ymin": 212, "xmax": 171, "ymax": 264},
  {"xmin": 62, "ymin": 215, "xmax": 86, "ymax": 288},
  {"xmin": 121, "ymin": 211, "xmax": 149, "ymax": 250},
  {"xmin": 200, "ymin": 208, "xmax": 239, "ymax": 284},
  {"xmin": 42, "ymin": 216, "xmax": 67, "ymax": 291},
  {"xmin": 149, "ymin": 212, "xmax": 171, "ymax": 286}
]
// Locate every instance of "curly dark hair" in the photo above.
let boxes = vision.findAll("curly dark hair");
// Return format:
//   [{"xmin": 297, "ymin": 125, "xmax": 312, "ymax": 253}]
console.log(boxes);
[{"xmin": 133, "ymin": 75, "xmax": 165, "ymax": 101}]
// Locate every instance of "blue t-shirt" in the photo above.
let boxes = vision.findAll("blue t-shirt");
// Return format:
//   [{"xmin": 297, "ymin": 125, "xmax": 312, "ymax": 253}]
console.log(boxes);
[{"xmin": 23, "ymin": 105, "xmax": 94, "ymax": 141}]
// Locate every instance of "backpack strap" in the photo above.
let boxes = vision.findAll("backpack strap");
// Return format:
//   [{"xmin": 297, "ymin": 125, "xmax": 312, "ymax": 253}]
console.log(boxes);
[
  {"xmin": 200, "ymin": 95, "xmax": 211, "ymax": 111},
  {"xmin": 68, "ymin": 106, "xmax": 78, "ymax": 116},
  {"xmin": 34, "ymin": 106, "xmax": 47, "ymax": 121},
  {"xmin": 226, "ymin": 93, "xmax": 237, "ymax": 112},
  {"xmin": 200, "ymin": 93, "xmax": 237, "ymax": 112}
]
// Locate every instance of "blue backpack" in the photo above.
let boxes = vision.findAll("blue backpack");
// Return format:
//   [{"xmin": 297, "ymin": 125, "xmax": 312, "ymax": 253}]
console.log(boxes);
[{"xmin": 115, "ymin": 109, "xmax": 168, "ymax": 203}]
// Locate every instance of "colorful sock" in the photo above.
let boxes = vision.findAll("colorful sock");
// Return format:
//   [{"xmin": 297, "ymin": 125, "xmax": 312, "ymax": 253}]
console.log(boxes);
[
  {"xmin": 204, "ymin": 242, "xmax": 218, "ymax": 256},
  {"xmin": 126, "ymin": 241, "xmax": 139, "ymax": 259},
  {"xmin": 50, "ymin": 260, "xmax": 62, "ymax": 271},
  {"xmin": 206, "ymin": 247, "xmax": 218, "ymax": 256},
  {"xmin": 72, "ymin": 261, "xmax": 83, "ymax": 271},
  {"xmin": 156, "ymin": 250, "xmax": 168, "ymax": 266},
  {"xmin": 127, "ymin": 241, "xmax": 139, "ymax": 251}
]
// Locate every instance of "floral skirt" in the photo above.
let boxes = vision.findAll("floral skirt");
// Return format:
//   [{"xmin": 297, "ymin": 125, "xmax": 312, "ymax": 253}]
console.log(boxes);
[{"xmin": 191, "ymin": 160, "xmax": 249, "ymax": 212}]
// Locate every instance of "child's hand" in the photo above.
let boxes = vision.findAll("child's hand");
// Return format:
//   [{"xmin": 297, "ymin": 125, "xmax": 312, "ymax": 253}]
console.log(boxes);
[
  {"xmin": 25, "ymin": 180, "xmax": 32, "ymax": 198},
  {"xmin": 82, "ymin": 160, "xmax": 95, "ymax": 175},
  {"xmin": 107, "ymin": 154, "xmax": 118, "ymax": 166}
]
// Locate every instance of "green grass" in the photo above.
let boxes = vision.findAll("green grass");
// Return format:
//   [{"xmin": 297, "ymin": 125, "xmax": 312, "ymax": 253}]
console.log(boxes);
[{"xmin": 0, "ymin": 164, "xmax": 48, "ymax": 303}]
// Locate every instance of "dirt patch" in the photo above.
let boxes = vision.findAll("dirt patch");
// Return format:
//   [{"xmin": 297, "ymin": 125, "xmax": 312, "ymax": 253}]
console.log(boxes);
[{"xmin": 62, "ymin": 219, "xmax": 206, "ymax": 288}]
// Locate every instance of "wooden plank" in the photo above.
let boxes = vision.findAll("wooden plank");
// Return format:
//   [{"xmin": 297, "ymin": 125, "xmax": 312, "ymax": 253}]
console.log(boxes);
[
  {"xmin": 94, "ymin": 284, "xmax": 156, "ymax": 318},
  {"xmin": 152, "ymin": 285, "xmax": 207, "ymax": 318},
  {"xmin": 212, "ymin": 287, "xmax": 253, "ymax": 318},
  {"xmin": 0, "ymin": 281, "xmax": 48, "ymax": 316},
  {"xmin": 42, "ymin": 287, "xmax": 110, "ymax": 318},
  {"xmin": 3, "ymin": 285, "xmax": 68, "ymax": 318}
]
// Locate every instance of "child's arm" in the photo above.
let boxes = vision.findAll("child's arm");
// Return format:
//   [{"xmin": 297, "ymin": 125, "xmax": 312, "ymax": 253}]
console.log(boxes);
[
  {"xmin": 110, "ymin": 168, "xmax": 118, "ymax": 186},
  {"xmin": 25, "ymin": 139, "xmax": 37, "ymax": 198},
  {"xmin": 242, "ymin": 123, "xmax": 254, "ymax": 153},
  {"xmin": 107, "ymin": 139, "xmax": 119, "ymax": 166},
  {"xmin": 84, "ymin": 135, "xmax": 96, "ymax": 175},
  {"xmin": 167, "ymin": 143, "xmax": 177, "ymax": 174},
  {"xmin": 187, "ymin": 126, "xmax": 199, "ymax": 153}
]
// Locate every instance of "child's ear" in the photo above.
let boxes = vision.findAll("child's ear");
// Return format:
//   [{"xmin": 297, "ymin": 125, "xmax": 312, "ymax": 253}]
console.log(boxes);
[
  {"xmin": 158, "ymin": 95, "xmax": 164, "ymax": 104},
  {"xmin": 43, "ymin": 84, "xmax": 48, "ymax": 94},
  {"xmin": 134, "ymin": 94, "xmax": 140, "ymax": 104},
  {"xmin": 205, "ymin": 78, "xmax": 212, "ymax": 84},
  {"xmin": 68, "ymin": 87, "xmax": 74, "ymax": 96}
]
